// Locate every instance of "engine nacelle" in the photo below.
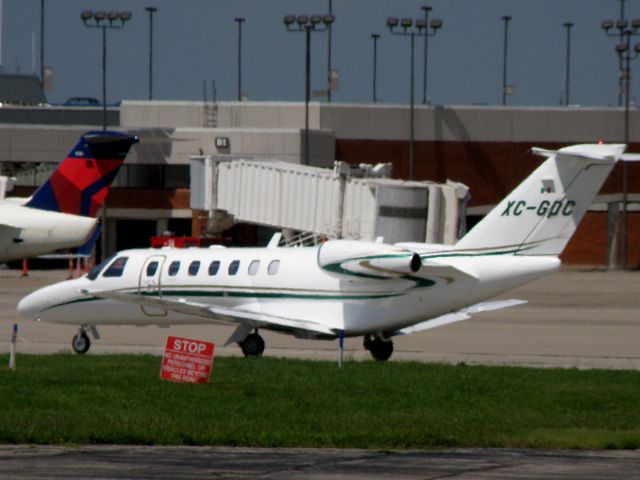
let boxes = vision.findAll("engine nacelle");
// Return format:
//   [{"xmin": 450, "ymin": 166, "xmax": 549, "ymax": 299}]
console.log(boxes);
[{"xmin": 317, "ymin": 239, "xmax": 421, "ymax": 279}]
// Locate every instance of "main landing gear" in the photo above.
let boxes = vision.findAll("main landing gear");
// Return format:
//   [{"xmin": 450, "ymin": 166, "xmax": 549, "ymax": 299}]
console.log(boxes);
[
  {"xmin": 363, "ymin": 334, "xmax": 394, "ymax": 361},
  {"xmin": 239, "ymin": 330, "xmax": 265, "ymax": 357},
  {"xmin": 71, "ymin": 326, "xmax": 99, "ymax": 354}
]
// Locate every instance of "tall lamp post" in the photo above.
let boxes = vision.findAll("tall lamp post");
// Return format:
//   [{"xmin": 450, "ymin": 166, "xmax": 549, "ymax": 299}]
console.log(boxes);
[
  {"xmin": 420, "ymin": 6, "xmax": 442, "ymax": 105},
  {"xmin": 371, "ymin": 33, "xmax": 380, "ymax": 103},
  {"xmin": 81, "ymin": 10, "xmax": 132, "ymax": 131},
  {"xmin": 81, "ymin": 10, "xmax": 132, "ymax": 262},
  {"xmin": 235, "ymin": 17, "xmax": 245, "ymax": 101},
  {"xmin": 284, "ymin": 14, "xmax": 335, "ymax": 166},
  {"xmin": 145, "ymin": 7, "xmax": 158, "ymax": 100},
  {"xmin": 40, "ymin": 0, "xmax": 45, "ymax": 89},
  {"xmin": 563, "ymin": 22, "xmax": 574, "ymax": 106},
  {"xmin": 327, "ymin": 0, "xmax": 333, "ymax": 102},
  {"xmin": 145, "ymin": 7, "xmax": 156, "ymax": 100},
  {"xmin": 387, "ymin": 15, "xmax": 443, "ymax": 180},
  {"xmin": 501, "ymin": 15, "xmax": 512, "ymax": 105},
  {"xmin": 602, "ymin": 17, "xmax": 640, "ymax": 269}
]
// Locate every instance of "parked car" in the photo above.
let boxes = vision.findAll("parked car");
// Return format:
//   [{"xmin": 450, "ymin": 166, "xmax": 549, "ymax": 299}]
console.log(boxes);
[{"xmin": 63, "ymin": 96, "xmax": 100, "ymax": 107}]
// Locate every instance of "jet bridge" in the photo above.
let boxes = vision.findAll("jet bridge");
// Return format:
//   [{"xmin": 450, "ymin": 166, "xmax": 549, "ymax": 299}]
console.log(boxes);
[{"xmin": 190, "ymin": 156, "xmax": 468, "ymax": 245}]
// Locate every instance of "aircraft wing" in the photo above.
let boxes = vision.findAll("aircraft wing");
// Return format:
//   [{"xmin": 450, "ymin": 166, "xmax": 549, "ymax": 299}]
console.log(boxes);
[
  {"xmin": 395, "ymin": 299, "xmax": 527, "ymax": 335},
  {"xmin": 81, "ymin": 289, "xmax": 337, "ymax": 338}
]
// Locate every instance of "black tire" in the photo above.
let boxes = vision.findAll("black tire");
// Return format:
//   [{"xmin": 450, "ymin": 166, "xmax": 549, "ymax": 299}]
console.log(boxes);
[
  {"xmin": 240, "ymin": 333, "xmax": 265, "ymax": 357},
  {"xmin": 364, "ymin": 335, "xmax": 393, "ymax": 361},
  {"xmin": 72, "ymin": 332, "xmax": 91, "ymax": 354}
]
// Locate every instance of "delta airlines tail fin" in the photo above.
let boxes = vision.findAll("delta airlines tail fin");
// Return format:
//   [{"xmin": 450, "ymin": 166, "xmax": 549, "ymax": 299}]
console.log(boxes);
[
  {"xmin": 454, "ymin": 144, "xmax": 626, "ymax": 256},
  {"xmin": 25, "ymin": 131, "xmax": 138, "ymax": 217}
]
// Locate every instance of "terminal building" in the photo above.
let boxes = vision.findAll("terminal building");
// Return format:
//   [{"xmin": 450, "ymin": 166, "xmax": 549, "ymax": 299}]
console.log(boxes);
[{"xmin": 1, "ymin": 99, "xmax": 639, "ymax": 267}]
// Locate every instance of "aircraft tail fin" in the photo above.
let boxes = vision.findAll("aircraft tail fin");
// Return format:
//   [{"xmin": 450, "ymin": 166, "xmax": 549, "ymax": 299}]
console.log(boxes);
[
  {"xmin": 454, "ymin": 144, "xmax": 626, "ymax": 256},
  {"xmin": 25, "ymin": 131, "xmax": 138, "ymax": 217}
]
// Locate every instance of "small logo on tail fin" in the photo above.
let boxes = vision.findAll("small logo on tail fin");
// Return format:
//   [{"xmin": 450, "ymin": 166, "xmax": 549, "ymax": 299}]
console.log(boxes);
[{"xmin": 25, "ymin": 131, "xmax": 138, "ymax": 217}]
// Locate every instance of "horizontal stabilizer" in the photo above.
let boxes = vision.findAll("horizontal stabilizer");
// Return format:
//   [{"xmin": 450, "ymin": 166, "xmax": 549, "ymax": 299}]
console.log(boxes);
[{"xmin": 396, "ymin": 299, "xmax": 526, "ymax": 335}]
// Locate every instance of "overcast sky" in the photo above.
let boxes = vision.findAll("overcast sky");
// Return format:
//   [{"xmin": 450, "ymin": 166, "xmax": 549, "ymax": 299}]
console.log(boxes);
[{"xmin": 3, "ymin": 0, "xmax": 640, "ymax": 107}]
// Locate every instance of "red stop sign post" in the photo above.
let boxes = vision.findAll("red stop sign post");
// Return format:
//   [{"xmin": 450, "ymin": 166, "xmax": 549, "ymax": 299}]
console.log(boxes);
[{"xmin": 160, "ymin": 336, "xmax": 215, "ymax": 384}]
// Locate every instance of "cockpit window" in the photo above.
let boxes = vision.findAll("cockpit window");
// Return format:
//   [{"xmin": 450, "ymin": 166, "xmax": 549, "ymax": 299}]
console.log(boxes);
[
  {"xmin": 102, "ymin": 256, "xmax": 129, "ymax": 278},
  {"xmin": 86, "ymin": 253, "xmax": 117, "ymax": 281}
]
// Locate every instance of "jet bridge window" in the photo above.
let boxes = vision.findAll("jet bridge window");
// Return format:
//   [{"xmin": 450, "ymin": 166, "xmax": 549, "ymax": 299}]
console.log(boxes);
[
  {"xmin": 268, "ymin": 260, "xmax": 280, "ymax": 275},
  {"xmin": 208, "ymin": 260, "xmax": 220, "ymax": 276},
  {"xmin": 168, "ymin": 260, "xmax": 181, "ymax": 276},
  {"xmin": 188, "ymin": 260, "xmax": 201, "ymax": 276},
  {"xmin": 228, "ymin": 260, "xmax": 240, "ymax": 275},
  {"xmin": 102, "ymin": 257, "xmax": 129, "ymax": 278},
  {"xmin": 146, "ymin": 261, "xmax": 159, "ymax": 277},
  {"xmin": 248, "ymin": 260, "xmax": 260, "ymax": 276}
]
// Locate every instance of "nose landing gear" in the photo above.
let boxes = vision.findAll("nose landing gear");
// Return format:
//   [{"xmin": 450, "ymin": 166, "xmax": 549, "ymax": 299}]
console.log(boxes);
[
  {"xmin": 71, "ymin": 326, "xmax": 99, "ymax": 354},
  {"xmin": 71, "ymin": 329, "xmax": 91, "ymax": 354}
]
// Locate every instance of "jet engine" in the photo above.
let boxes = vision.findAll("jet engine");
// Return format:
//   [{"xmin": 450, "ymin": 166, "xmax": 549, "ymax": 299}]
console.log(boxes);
[{"xmin": 317, "ymin": 239, "xmax": 421, "ymax": 279}]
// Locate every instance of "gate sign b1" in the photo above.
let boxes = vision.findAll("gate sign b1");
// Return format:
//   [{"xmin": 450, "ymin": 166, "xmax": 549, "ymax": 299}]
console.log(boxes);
[{"xmin": 160, "ymin": 336, "xmax": 215, "ymax": 384}]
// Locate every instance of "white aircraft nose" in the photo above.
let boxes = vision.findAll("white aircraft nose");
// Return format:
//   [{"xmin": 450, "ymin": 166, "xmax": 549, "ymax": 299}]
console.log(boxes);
[{"xmin": 17, "ymin": 290, "xmax": 46, "ymax": 319}]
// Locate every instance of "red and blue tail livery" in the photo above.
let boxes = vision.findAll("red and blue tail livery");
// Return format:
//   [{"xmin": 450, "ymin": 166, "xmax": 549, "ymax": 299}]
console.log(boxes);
[{"xmin": 25, "ymin": 131, "xmax": 138, "ymax": 217}]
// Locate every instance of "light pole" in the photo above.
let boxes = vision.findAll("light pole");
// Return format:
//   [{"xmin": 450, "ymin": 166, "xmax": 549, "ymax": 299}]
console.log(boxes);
[
  {"xmin": 40, "ymin": 0, "xmax": 45, "ymax": 89},
  {"xmin": 420, "ymin": 6, "xmax": 442, "ymax": 105},
  {"xmin": 387, "ymin": 16, "xmax": 443, "ymax": 180},
  {"xmin": 501, "ymin": 15, "xmax": 512, "ymax": 105},
  {"xmin": 563, "ymin": 22, "xmax": 574, "ymax": 106},
  {"xmin": 284, "ymin": 14, "xmax": 335, "ymax": 166},
  {"xmin": 327, "ymin": 0, "xmax": 333, "ymax": 102},
  {"xmin": 602, "ymin": 17, "xmax": 640, "ymax": 269},
  {"xmin": 371, "ymin": 33, "xmax": 380, "ymax": 103},
  {"xmin": 235, "ymin": 17, "xmax": 245, "ymax": 101},
  {"xmin": 81, "ymin": 10, "xmax": 131, "ymax": 262},
  {"xmin": 81, "ymin": 10, "xmax": 132, "ymax": 130},
  {"xmin": 617, "ymin": 0, "xmax": 627, "ymax": 106},
  {"xmin": 146, "ymin": 7, "xmax": 156, "ymax": 101}
]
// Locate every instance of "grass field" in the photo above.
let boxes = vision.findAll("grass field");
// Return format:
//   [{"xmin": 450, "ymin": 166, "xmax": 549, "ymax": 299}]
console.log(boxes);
[{"xmin": 0, "ymin": 354, "xmax": 639, "ymax": 449}]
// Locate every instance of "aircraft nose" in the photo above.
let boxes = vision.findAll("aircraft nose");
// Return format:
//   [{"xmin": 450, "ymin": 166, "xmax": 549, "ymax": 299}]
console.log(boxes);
[{"xmin": 17, "ymin": 290, "xmax": 46, "ymax": 319}]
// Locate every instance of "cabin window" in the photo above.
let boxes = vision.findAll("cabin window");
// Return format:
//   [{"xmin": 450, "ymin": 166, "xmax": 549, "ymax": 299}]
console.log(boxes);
[
  {"xmin": 102, "ymin": 256, "xmax": 129, "ymax": 278},
  {"xmin": 146, "ymin": 261, "xmax": 159, "ymax": 277},
  {"xmin": 168, "ymin": 260, "xmax": 181, "ymax": 276},
  {"xmin": 248, "ymin": 260, "xmax": 260, "ymax": 275},
  {"xmin": 188, "ymin": 260, "xmax": 200, "ymax": 276},
  {"xmin": 267, "ymin": 260, "xmax": 280, "ymax": 275},
  {"xmin": 208, "ymin": 260, "xmax": 220, "ymax": 276},
  {"xmin": 228, "ymin": 260, "xmax": 240, "ymax": 275}
]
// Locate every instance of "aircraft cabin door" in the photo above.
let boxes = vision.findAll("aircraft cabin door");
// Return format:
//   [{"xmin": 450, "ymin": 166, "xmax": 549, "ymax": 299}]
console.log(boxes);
[{"xmin": 138, "ymin": 255, "xmax": 167, "ymax": 317}]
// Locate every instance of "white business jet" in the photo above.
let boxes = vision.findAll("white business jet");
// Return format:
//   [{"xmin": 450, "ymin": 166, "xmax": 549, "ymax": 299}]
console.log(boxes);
[
  {"xmin": 17, "ymin": 143, "xmax": 636, "ymax": 360},
  {"xmin": 0, "ymin": 131, "xmax": 138, "ymax": 262}
]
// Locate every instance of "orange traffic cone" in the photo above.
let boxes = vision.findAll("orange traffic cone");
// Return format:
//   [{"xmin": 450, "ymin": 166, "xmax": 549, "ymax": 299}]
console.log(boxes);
[{"xmin": 20, "ymin": 259, "xmax": 28, "ymax": 277}]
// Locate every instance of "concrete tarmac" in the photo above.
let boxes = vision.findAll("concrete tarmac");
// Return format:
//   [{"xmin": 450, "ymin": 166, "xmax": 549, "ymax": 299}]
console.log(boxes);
[
  {"xmin": 1, "ymin": 445, "xmax": 639, "ymax": 479},
  {"xmin": 1, "ymin": 267, "xmax": 639, "ymax": 369}
]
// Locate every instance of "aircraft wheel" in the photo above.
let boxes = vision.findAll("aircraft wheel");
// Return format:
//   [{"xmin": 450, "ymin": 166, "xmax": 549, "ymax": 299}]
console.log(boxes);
[
  {"xmin": 240, "ymin": 333, "xmax": 265, "ymax": 357},
  {"xmin": 363, "ymin": 335, "xmax": 393, "ymax": 361},
  {"xmin": 72, "ymin": 331, "xmax": 91, "ymax": 354}
]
